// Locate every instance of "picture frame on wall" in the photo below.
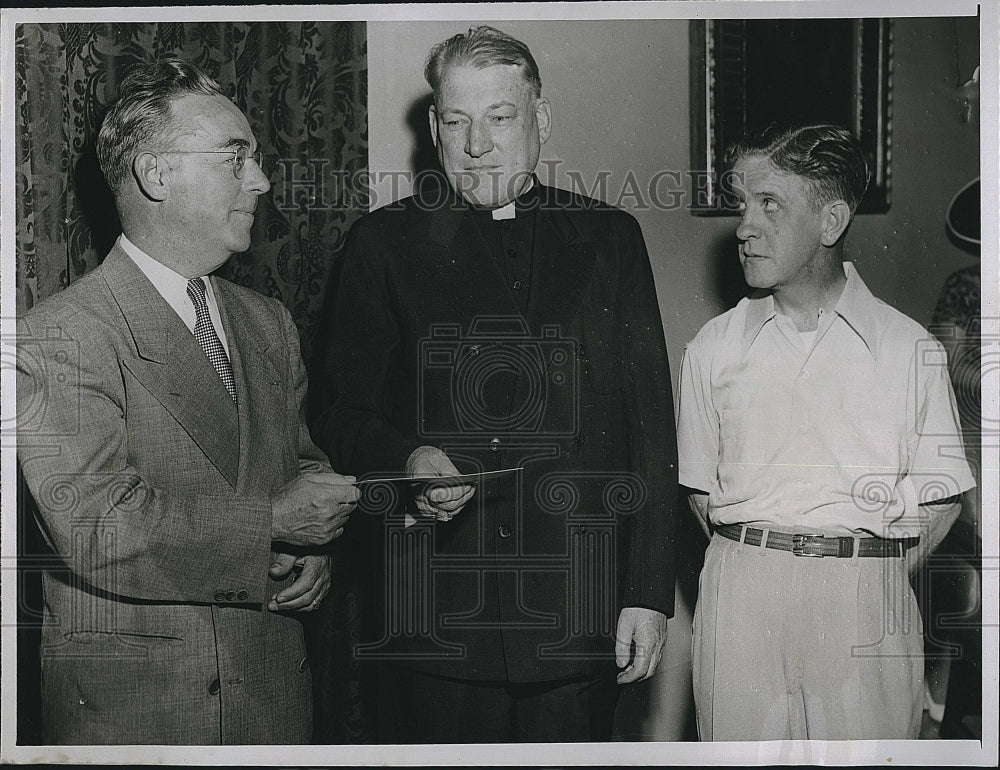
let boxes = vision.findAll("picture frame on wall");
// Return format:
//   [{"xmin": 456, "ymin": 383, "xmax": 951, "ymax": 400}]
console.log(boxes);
[{"xmin": 689, "ymin": 18, "xmax": 894, "ymax": 215}]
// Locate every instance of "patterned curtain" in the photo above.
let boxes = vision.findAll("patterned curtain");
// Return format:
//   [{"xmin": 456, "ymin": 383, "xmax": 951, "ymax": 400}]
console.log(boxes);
[
  {"xmin": 14, "ymin": 20, "xmax": 367, "ymax": 363},
  {"xmin": 14, "ymin": 21, "xmax": 370, "ymax": 744}
]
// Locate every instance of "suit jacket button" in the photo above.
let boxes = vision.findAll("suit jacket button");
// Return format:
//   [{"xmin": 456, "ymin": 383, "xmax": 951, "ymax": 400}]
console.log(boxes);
[
  {"xmin": 237, "ymin": 589, "xmax": 249, "ymax": 601},
  {"xmin": 208, "ymin": 678, "xmax": 221, "ymax": 696},
  {"xmin": 298, "ymin": 657, "xmax": 309, "ymax": 672},
  {"xmin": 225, "ymin": 591, "xmax": 236, "ymax": 602},
  {"xmin": 467, "ymin": 344, "xmax": 480, "ymax": 357},
  {"xmin": 214, "ymin": 592, "xmax": 226, "ymax": 602},
  {"xmin": 489, "ymin": 437, "xmax": 502, "ymax": 452},
  {"xmin": 498, "ymin": 524, "xmax": 512, "ymax": 539}
]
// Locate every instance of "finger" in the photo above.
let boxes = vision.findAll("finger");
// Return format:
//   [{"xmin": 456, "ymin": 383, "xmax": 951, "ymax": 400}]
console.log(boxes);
[
  {"xmin": 283, "ymin": 571, "xmax": 329, "ymax": 611},
  {"xmin": 426, "ymin": 453, "xmax": 460, "ymax": 476},
  {"xmin": 617, "ymin": 664, "xmax": 643, "ymax": 685},
  {"xmin": 426, "ymin": 483, "xmax": 471, "ymax": 504},
  {"xmin": 330, "ymin": 487, "xmax": 361, "ymax": 505},
  {"xmin": 433, "ymin": 496, "xmax": 468, "ymax": 513},
  {"xmin": 428, "ymin": 484, "xmax": 475, "ymax": 509},
  {"xmin": 615, "ymin": 619, "xmax": 632, "ymax": 669},
  {"xmin": 629, "ymin": 646, "xmax": 652, "ymax": 681},
  {"xmin": 269, "ymin": 552, "xmax": 298, "ymax": 579},
  {"xmin": 314, "ymin": 561, "xmax": 333, "ymax": 603},
  {"xmin": 273, "ymin": 557, "xmax": 320, "ymax": 605},
  {"xmin": 270, "ymin": 573, "xmax": 326, "ymax": 612},
  {"xmin": 642, "ymin": 643, "xmax": 665, "ymax": 681}
]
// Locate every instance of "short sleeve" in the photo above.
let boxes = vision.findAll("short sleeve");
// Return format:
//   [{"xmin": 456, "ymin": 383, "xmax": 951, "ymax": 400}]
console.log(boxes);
[
  {"xmin": 676, "ymin": 333, "xmax": 719, "ymax": 495},
  {"xmin": 907, "ymin": 336, "xmax": 977, "ymax": 503}
]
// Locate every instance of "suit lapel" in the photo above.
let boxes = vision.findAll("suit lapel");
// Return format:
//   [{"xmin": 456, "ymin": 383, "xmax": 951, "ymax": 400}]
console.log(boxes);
[
  {"xmin": 213, "ymin": 278, "xmax": 285, "ymax": 493},
  {"xmin": 102, "ymin": 247, "xmax": 240, "ymax": 488}
]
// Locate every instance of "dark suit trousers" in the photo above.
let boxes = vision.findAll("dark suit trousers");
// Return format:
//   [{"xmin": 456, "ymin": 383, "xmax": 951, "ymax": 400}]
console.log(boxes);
[{"xmin": 376, "ymin": 663, "xmax": 619, "ymax": 743}]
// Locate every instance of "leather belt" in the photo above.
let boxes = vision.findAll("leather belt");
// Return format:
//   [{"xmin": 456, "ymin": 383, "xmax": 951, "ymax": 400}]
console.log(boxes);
[{"xmin": 716, "ymin": 523, "xmax": 919, "ymax": 558}]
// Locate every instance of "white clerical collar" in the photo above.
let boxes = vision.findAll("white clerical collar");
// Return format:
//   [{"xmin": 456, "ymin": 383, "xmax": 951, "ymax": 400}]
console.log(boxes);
[{"xmin": 491, "ymin": 178, "xmax": 535, "ymax": 220}]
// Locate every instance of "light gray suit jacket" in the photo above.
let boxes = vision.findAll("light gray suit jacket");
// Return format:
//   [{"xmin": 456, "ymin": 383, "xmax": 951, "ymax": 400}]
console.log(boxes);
[{"xmin": 17, "ymin": 244, "xmax": 329, "ymax": 744}]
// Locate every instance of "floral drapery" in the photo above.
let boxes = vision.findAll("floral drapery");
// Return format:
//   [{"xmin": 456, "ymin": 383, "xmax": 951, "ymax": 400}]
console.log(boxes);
[
  {"xmin": 14, "ymin": 20, "xmax": 369, "ymax": 744},
  {"xmin": 14, "ymin": 20, "xmax": 367, "ymax": 363}
]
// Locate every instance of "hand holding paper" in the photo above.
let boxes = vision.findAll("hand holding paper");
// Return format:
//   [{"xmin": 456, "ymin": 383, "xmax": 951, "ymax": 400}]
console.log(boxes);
[{"xmin": 405, "ymin": 445, "xmax": 476, "ymax": 522}]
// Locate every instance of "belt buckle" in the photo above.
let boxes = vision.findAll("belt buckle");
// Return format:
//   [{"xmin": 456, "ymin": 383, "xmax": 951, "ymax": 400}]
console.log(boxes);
[{"xmin": 792, "ymin": 533, "xmax": 826, "ymax": 558}]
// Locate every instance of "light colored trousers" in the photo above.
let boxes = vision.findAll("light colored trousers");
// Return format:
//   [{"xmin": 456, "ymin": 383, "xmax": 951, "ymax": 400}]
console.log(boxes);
[{"xmin": 693, "ymin": 532, "xmax": 923, "ymax": 740}]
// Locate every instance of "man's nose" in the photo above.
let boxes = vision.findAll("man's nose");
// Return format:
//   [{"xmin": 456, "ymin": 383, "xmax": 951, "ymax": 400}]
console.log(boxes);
[
  {"xmin": 735, "ymin": 212, "xmax": 755, "ymax": 242},
  {"xmin": 244, "ymin": 156, "xmax": 271, "ymax": 194},
  {"xmin": 465, "ymin": 121, "xmax": 494, "ymax": 158}
]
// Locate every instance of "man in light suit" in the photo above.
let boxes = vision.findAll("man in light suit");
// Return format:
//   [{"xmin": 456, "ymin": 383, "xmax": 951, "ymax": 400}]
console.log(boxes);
[
  {"xmin": 16, "ymin": 59, "xmax": 359, "ymax": 744},
  {"xmin": 312, "ymin": 26, "xmax": 677, "ymax": 742}
]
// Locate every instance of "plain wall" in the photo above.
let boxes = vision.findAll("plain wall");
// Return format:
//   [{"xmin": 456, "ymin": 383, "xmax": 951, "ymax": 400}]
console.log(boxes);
[{"xmin": 368, "ymin": 17, "xmax": 981, "ymax": 390}]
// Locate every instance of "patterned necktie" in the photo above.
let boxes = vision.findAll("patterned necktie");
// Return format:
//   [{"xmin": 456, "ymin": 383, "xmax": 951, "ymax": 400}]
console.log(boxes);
[{"xmin": 186, "ymin": 277, "xmax": 237, "ymax": 403}]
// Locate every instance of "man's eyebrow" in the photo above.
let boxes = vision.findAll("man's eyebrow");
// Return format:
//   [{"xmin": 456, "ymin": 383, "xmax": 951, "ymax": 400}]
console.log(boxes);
[
  {"xmin": 438, "ymin": 100, "xmax": 518, "ymax": 114},
  {"xmin": 221, "ymin": 138, "xmax": 250, "ymax": 149},
  {"xmin": 752, "ymin": 188, "xmax": 786, "ymax": 202}
]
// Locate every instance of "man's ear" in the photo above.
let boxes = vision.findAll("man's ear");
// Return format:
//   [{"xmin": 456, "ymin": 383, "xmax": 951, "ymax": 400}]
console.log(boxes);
[
  {"xmin": 428, "ymin": 103, "xmax": 439, "ymax": 148},
  {"xmin": 535, "ymin": 97, "xmax": 552, "ymax": 144},
  {"xmin": 820, "ymin": 199, "xmax": 852, "ymax": 247},
  {"xmin": 133, "ymin": 151, "xmax": 169, "ymax": 202}
]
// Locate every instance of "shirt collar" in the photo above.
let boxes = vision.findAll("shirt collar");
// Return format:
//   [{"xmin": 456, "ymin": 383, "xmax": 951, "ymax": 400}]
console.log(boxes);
[
  {"xmin": 117, "ymin": 233, "xmax": 220, "ymax": 327},
  {"xmin": 490, "ymin": 176, "xmax": 536, "ymax": 220},
  {"xmin": 830, "ymin": 262, "xmax": 880, "ymax": 357},
  {"xmin": 741, "ymin": 291, "xmax": 778, "ymax": 355},
  {"xmin": 118, "ymin": 233, "xmax": 193, "ymax": 294},
  {"xmin": 741, "ymin": 262, "xmax": 880, "ymax": 358}
]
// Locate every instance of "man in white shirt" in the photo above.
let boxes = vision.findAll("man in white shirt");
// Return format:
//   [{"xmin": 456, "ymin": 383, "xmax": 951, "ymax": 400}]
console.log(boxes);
[
  {"xmin": 676, "ymin": 124, "xmax": 975, "ymax": 740},
  {"xmin": 16, "ymin": 58, "xmax": 358, "ymax": 744}
]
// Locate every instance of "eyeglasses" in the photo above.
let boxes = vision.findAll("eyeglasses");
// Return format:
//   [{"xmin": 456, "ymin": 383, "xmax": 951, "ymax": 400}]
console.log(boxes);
[{"xmin": 157, "ymin": 145, "xmax": 264, "ymax": 179}]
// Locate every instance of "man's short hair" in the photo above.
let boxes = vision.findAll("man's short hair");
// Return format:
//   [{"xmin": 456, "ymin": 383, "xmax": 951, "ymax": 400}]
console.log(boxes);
[
  {"xmin": 96, "ymin": 58, "xmax": 226, "ymax": 196},
  {"xmin": 727, "ymin": 124, "xmax": 871, "ymax": 213},
  {"xmin": 424, "ymin": 25, "xmax": 541, "ymax": 99}
]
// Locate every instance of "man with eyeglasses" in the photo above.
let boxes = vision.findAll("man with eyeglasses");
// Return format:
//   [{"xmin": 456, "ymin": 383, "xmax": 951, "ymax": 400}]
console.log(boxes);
[{"xmin": 16, "ymin": 58, "xmax": 359, "ymax": 744}]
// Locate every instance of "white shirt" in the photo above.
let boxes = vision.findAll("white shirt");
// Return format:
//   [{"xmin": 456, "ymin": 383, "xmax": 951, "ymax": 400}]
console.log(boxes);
[
  {"xmin": 118, "ymin": 234, "xmax": 231, "ymax": 357},
  {"xmin": 676, "ymin": 262, "xmax": 974, "ymax": 536}
]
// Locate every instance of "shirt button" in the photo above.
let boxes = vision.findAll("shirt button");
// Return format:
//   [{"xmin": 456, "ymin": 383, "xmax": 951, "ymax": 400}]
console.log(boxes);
[
  {"xmin": 512, "ymin": 280, "xmax": 523, "ymax": 290},
  {"xmin": 489, "ymin": 437, "xmax": 502, "ymax": 452},
  {"xmin": 208, "ymin": 678, "xmax": 221, "ymax": 696},
  {"xmin": 498, "ymin": 524, "xmax": 512, "ymax": 538},
  {"xmin": 801, "ymin": 370, "xmax": 810, "ymax": 380}
]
